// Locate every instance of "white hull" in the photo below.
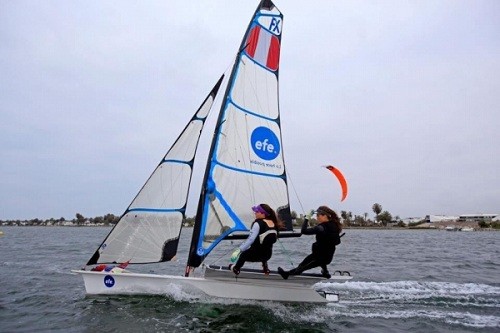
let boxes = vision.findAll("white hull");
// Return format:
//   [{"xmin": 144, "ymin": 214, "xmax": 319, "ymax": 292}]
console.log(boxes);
[{"xmin": 72, "ymin": 267, "xmax": 352, "ymax": 303}]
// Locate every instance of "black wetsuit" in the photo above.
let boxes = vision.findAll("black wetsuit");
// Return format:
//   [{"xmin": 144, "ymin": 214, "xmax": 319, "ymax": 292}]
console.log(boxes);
[
  {"xmin": 234, "ymin": 219, "xmax": 277, "ymax": 271},
  {"xmin": 286, "ymin": 219, "xmax": 340, "ymax": 276}
]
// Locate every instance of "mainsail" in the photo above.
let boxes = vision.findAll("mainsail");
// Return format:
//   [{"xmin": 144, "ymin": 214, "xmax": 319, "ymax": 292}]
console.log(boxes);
[
  {"xmin": 87, "ymin": 76, "xmax": 224, "ymax": 265},
  {"xmin": 187, "ymin": 0, "xmax": 292, "ymax": 269}
]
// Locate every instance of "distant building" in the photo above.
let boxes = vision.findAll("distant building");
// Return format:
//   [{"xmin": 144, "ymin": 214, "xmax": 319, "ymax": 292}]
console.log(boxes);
[
  {"xmin": 458, "ymin": 214, "xmax": 498, "ymax": 222},
  {"xmin": 402, "ymin": 217, "xmax": 424, "ymax": 225},
  {"xmin": 425, "ymin": 215, "xmax": 458, "ymax": 223}
]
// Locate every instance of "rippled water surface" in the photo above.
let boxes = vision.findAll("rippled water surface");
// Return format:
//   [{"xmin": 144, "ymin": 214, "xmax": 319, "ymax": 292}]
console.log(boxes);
[{"xmin": 1, "ymin": 227, "xmax": 499, "ymax": 332}]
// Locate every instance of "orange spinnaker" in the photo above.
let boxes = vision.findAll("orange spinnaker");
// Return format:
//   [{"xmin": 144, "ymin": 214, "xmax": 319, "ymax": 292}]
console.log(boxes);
[{"xmin": 325, "ymin": 165, "xmax": 348, "ymax": 202}]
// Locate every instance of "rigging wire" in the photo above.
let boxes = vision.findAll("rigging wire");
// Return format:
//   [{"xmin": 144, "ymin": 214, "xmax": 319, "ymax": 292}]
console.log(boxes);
[
  {"xmin": 277, "ymin": 238, "xmax": 295, "ymax": 267},
  {"xmin": 276, "ymin": 167, "xmax": 308, "ymax": 268},
  {"xmin": 286, "ymin": 167, "xmax": 306, "ymax": 216},
  {"xmin": 210, "ymin": 247, "xmax": 234, "ymax": 265}
]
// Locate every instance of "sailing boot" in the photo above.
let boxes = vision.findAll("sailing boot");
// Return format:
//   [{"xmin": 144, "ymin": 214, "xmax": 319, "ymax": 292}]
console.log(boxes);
[
  {"xmin": 321, "ymin": 268, "xmax": 332, "ymax": 279},
  {"xmin": 262, "ymin": 262, "xmax": 270, "ymax": 275},
  {"xmin": 277, "ymin": 267, "xmax": 289, "ymax": 280},
  {"xmin": 229, "ymin": 264, "xmax": 240, "ymax": 276}
]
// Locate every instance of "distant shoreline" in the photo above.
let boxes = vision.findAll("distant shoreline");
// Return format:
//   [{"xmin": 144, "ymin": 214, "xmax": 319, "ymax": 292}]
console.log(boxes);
[{"xmin": 1, "ymin": 225, "xmax": 498, "ymax": 232}]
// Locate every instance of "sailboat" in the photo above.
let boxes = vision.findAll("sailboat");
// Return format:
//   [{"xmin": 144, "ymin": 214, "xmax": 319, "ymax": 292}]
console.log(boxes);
[{"xmin": 72, "ymin": 0, "xmax": 352, "ymax": 303}]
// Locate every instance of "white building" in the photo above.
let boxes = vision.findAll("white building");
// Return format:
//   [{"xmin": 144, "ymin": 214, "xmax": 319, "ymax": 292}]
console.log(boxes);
[
  {"xmin": 458, "ymin": 214, "xmax": 498, "ymax": 222},
  {"xmin": 425, "ymin": 215, "xmax": 459, "ymax": 223},
  {"xmin": 402, "ymin": 217, "xmax": 424, "ymax": 225}
]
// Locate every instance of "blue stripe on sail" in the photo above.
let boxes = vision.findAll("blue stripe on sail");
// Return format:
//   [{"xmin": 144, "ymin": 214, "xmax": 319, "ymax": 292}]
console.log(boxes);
[
  {"xmin": 162, "ymin": 159, "xmax": 191, "ymax": 164},
  {"xmin": 228, "ymin": 97, "xmax": 277, "ymax": 122},
  {"xmin": 194, "ymin": 115, "xmax": 208, "ymax": 121},
  {"xmin": 215, "ymin": 160, "xmax": 286, "ymax": 179},
  {"xmin": 128, "ymin": 208, "xmax": 184, "ymax": 213},
  {"xmin": 196, "ymin": 189, "xmax": 247, "ymax": 256},
  {"xmin": 212, "ymin": 188, "xmax": 247, "ymax": 231}
]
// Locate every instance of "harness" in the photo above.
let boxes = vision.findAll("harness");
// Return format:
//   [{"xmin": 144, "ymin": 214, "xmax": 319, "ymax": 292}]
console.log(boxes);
[{"xmin": 253, "ymin": 219, "xmax": 277, "ymax": 247}]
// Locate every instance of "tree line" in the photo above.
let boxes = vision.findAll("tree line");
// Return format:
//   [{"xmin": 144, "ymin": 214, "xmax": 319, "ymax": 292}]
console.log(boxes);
[
  {"xmin": 340, "ymin": 203, "xmax": 400, "ymax": 227},
  {"xmin": 183, "ymin": 203, "xmax": 403, "ymax": 228},
  {"xmin": 0, "ymin": 213, "xmax": 120, "ymax": 226},
  {"xmin": 0, "ymin": 203, "xmax": 403, "ymax": 227}
]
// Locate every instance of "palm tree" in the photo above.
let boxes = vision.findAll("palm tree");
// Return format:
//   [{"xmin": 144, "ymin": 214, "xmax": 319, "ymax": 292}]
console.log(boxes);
[
  {"xmin": 372, "ymin": 203, "xmax": 382, "ymax": 223},
  {"xmin": 75, "ymin": 213, "xmax": 85, "ymax": 226},
  {"xmin": 340, "ymin": 210, "xmax": 348, "ymax": 222}
]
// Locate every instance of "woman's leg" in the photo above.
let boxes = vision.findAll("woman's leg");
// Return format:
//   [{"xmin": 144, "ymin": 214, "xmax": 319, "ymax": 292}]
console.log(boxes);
[
  {"xmin": 234, "ymin": 248, "xmax": 262, "ymax": 271},
  {"xmin": 288, "ymin": 253, "xmax": 321, "ymax": 275},
  {"xmin": 261, "ymin": 249, "xmax": 272, "ymax": 274},
  {"xmin": 278, "ymin": 253, "xmax": 321, "ymax": 279}
]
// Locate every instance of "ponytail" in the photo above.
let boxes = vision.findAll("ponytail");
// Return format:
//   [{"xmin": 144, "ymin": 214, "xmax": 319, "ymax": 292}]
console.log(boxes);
[{"xmin": 259, "ymin": 203, "xmax": 285, "ymax": 230}]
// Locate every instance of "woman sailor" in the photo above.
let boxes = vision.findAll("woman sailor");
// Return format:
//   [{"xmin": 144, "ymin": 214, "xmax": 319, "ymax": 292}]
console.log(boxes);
[
  {"xmin": 229, "ymin": 204, "xmax": 283, "ymax": 275},
  {"xmin": 277, "ymin": 205, "xmax": 341, "ymax": 279}
]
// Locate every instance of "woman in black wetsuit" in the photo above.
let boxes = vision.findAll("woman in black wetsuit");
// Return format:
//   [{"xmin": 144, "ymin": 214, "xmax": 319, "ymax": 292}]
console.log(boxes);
[
  {"xmin": 230, "ymin": 204, "xmax": 283, "ymax": 275},
  {"xmin": 278, "ymin": 205, "xmax": 341, "ymax": 279}
]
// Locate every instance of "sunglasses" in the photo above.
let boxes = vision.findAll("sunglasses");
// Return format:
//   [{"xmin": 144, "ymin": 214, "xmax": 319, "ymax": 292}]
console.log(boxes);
[{"xmin": 316, "ymin": 210, "xmax": 330, "ymax": 217}]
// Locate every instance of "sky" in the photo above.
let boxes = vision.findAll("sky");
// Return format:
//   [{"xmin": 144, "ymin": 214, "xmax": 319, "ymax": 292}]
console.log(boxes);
[{"xmin": 1, "ymin": 0, "xmax": 499, "ymax": 221}]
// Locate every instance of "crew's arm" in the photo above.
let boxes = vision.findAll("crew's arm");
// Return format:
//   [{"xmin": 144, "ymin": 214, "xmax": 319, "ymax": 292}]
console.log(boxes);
[
  {"xmin": 301, "ymin": 219, "xmax": 325, "ymax": 235},
  {"xmin": 239, "ymin": 223, "xmax": 260, "ymax": 251}
]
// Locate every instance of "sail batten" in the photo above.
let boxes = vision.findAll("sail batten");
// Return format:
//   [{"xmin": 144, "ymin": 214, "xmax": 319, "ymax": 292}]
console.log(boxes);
[
  {"xmin": 127, "ymin": 208, "xmax": 184, "ymax": 213},
  {"xmin": 162, "ymin": 159, "xmax": 192, "ymax": 165},
  {"xmin": 228, "ymin": 100, "xmax": 277, "ymax": 121}
]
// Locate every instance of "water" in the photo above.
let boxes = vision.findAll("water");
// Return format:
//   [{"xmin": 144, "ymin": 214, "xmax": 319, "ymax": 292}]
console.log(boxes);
[{"xmin": 1, "ymin": 227, "xmax": 499, "ymax": 332}]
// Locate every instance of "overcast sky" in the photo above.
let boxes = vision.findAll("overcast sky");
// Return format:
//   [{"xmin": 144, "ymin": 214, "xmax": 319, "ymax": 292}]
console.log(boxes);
[{"xmin": 1, "ymin": 0, "xmax": 499, "ymax": 220}]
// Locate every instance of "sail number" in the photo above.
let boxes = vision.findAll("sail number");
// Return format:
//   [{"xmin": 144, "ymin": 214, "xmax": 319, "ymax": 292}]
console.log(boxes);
[{"xmin": 269, "ymin": 18, "xmax": 281, "ymax": 34}]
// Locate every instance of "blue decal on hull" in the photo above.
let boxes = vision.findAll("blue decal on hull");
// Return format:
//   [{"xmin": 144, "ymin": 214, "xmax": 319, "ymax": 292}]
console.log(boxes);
[{"xmin": 104, "ymin": 275, "xmax": 115, "ymax": 288}]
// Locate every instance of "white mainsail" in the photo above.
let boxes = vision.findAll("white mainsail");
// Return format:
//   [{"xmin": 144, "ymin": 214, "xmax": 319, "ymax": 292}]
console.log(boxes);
[
  {"xmin": 187, "ymin": 0, "xmax": 292, "ymax": 268},
  {"xmin": 87, "ymin": 76, "xmax": 224, "ymax": 265}
]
